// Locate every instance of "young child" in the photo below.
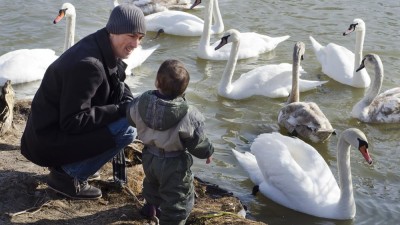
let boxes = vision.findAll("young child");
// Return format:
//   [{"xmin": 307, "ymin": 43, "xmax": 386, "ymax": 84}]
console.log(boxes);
[{"xmin": 127, "ymin": 59, "xmax": 214, "ymax": 224}]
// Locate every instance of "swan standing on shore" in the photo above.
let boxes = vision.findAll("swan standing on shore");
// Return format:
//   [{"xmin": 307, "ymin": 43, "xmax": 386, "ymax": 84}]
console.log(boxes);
[
  {"xmin": 278, "ymin": 42, "xmax": 334, "ymax": 143},
  {"xmin": 232, "ymin": 128, "xmax": 373, "ymax": 219},
  {"xmin": 309, "ymin": 18, "xmax": 370, "ymax": 88},
  {"xmin": 351, "ymin": 53, "xmax": 400, "ymax": 123},
  {"xmin": 214, "ymin": 30, "xmax": 327, "ymax": 100},
  {"xmin": 192, "ymin": 0, "xmax": 289, "ymax": 60},
  {"xmin": 0, "ymin": 3, "xmax": 76, "ymax": 86},
  {"xmin": 144, "ymin": 0, "xmax": 223, "ymax": 36}
]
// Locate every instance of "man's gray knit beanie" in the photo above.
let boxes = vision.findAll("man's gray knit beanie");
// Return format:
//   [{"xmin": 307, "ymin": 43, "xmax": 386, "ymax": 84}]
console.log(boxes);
[{"xmin": 106, "ymin": 4, "xmax": 146, "ymax": 35}]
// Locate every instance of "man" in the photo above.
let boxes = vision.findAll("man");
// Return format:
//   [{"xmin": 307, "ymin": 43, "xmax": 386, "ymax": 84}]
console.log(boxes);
[{"xmin": 21, "ymin": 4, "xmax": 146, "ymax": 200}]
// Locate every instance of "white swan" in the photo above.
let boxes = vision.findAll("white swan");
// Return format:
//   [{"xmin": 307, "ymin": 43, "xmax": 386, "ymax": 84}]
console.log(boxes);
[
  {"xmin": 193, "ymin": 0, "xmax": 289, "ymax": 60},
  {"xmin": 124, "ymin": 44, "xmax": 160, "ymax": 75},
  {"xmin": 121, "ymin": 0, "xmax": 202, "ymax": 15},
  {"xmin": 53, "ymin": 3, "xmax": 76, "ymax": 52},
  {"xmin": 351, "ymin": 53, "xmax": 400, "ymax": 123},
  {"xmin": 278, "ymin": 42, "xmax": 334, "ymax": 143},
  {"xmin": 0, "ymin": 3, "xmax": 76, "ymax": 86},
  {"xmin": 144, "ymin": 0, "xmax": 223, "ymax": 36},
  {"xmin": 110, "ymin": 1, "xmax": 160, "ymax": 74},
  {"xmin": 309, "ymin": 18, "xmax": 370, "ymax": 88},
  {"xmin": 232, "ymin": 128, "xmax": 373, "ymax": 220},
  {"xmin": 215, "ymin": 30, "xmax": 327, "ymax": 100}
]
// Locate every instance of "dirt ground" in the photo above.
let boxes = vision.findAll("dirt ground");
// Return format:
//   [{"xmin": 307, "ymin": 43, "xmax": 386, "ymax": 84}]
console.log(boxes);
[{"xmin": 0, "ymin": 99, "xmax": 266, "ymax": 225}]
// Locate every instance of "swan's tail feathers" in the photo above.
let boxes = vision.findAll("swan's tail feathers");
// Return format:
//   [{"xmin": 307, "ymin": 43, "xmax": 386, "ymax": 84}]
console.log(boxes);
[
  {"xmin": 265, "ymin": 35, "xmax": 290, "ymax": 46},
  {"xmin": 276, "ymin": 35, "xmax": 290, "ymax": 43},
  {"xmin": 258, "ymin": 34, "xmax": 290, "ymax": 46},
  {"xmin": 141, "ymin": 43, "xmax": 160, "ymax": 61},
  {"xmin": 298, "ymin": 80, "xmax": 328, "ymax": 92},
  {"xmin": 231, "ymin": 149, "xmax": 264, "ymax": 185},
  {"xmin": 132, "ymin": 44, "xmax": 160, "ymax": 69},
  {"xmin": 309, "ymin": 36, "xmax": 323, "ymax": 53}
]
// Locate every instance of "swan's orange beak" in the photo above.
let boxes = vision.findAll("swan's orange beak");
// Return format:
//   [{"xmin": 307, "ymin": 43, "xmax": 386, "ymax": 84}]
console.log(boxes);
[
  {"xmin": 53, "ymin": 8, "xmax": 67, "ymax": 24},
  {"xmin": 359, "ymin": 145, "xmax": 372, "ymax": 165}
]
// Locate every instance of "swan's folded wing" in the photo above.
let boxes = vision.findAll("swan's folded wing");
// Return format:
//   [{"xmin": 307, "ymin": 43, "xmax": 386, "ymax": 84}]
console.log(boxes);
[
  {"xmin": 0, "ymin": 49, "xmax": 57, "ymax": 85},
  {"xmin": 370, "ymin": 87, "xmax": 400, "ymax": 122},
  {"xmin": 251, "ymin": 133, "xmax": 337, "ymax": 203},
  {"xmin": 279, "ymin": 102, "xmax": 332, "ymax": 131},
  {"xmin": 145, "ymin": 11, "xmax": 204, "ymax": 36}
]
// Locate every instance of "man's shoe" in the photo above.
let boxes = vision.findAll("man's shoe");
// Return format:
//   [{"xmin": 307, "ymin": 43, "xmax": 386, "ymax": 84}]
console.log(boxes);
[
  {"xmin": 47, "ymin": 168, "xmax": 102, "ymax": 200},
  {"xmin": 87, "ymin": 171, "xmax": 101, "ymax": 181}
]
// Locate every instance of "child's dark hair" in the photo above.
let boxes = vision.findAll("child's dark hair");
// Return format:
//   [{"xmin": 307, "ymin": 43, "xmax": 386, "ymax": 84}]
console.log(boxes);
[{"xmin": 156, "ymin": 59, "xmax": 190, "ymax": 98}]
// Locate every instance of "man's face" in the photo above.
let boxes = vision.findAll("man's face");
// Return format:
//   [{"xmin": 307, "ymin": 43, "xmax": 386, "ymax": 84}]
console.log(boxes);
[{"xmin": 109, "ymin": 33, "xmax": 144, "ymax": 59}]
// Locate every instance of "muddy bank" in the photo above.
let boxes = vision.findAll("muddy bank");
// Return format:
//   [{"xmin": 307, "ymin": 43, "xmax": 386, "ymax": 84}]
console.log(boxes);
[{"xmin": 0, "ymin": 100, "xmax": 266, "ymax": 225}]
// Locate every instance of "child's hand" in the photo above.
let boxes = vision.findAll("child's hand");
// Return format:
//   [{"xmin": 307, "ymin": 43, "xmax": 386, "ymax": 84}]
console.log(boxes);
[{"xmin": 206, "ymin": 156, "xmax": 212, "ymax": 164}]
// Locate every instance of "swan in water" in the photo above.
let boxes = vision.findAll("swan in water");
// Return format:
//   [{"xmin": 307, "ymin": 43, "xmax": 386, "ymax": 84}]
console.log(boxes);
[
  {"xmin": 192, "ymin": 0, "xmax": 289, "ymax": 60},
  {"xmin": 109, "ymin": 1, "xmax": 160, "ymax": 74},
  {"xmin": 112, "ymin": 0, "xmax": 167, "ymax": 15},
  {"xmin": 120, "ymin": 0, "xmax": 202, "ymax": 15},
  {"xmin": 123, "ymin": 44, "xmax": 160, "ymax": 75},
  {"xmin": 116, "ymin": 0, "xmax": 202, "ymax": 15},
  {"xmin": 53, "ymin": 3, "xmax": 76, "ymax": 52},
  {"xmin": 278, "ymin": 42, "xmax": 334, "ymax": 143},
  {"xmin": 144, "ymin": 0, "xmax": 223, "ymax": 36},
  {"xmin": 232, "ymin": 128, "xmax": 373, "ymax": 220},
  {"xmin": 215, "ymin": 30, "xmax": 327, "ymax": 100},
  {"xmin": 0, "ymin": 2, "xmax": 76, "ymax": 86},
  {"xmin": 309, "ymin": 18, "xmax": 370, "ymax": 88},
  {"xmin": 351, "ymin": 53, "xmax": 400, "ymax": 123}
]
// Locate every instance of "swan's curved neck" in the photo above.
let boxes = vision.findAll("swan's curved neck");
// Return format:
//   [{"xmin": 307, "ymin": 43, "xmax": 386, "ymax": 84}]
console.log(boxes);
[
  {"xmin": 360, "ymin": 60, "xmax": 383, "ymax": 106},
  {"xmin": 219, "ymin": 40, "xmax": 240, "ymax": 96},
  {"xmin": 198, "ymin": 0, "xmax": 214, "ymax": 53},
  {"xmin": 353, "ymin": 27, "xmax": 365, "ymax": 76},
  {"xmin": 287, "ymin": 57, "xmax": 301, "ymax": 103},
  {"xmin": 64, "ymin": 14, "xmax": 76, "ymax": 52},
  {"xmin": 211, "ymin": 0, "xmax": 224, "ymax": 33},
  {"xmin": 336, "ymin": 136, "xmax": 355, "ymax": 213}
]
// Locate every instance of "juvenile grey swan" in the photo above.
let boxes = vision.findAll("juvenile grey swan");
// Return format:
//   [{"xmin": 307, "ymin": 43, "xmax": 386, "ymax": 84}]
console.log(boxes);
[
  {"xmin": 278, "ymin": 42, "xmax": 334, "ymax": 143},
  {"xmin": 351, "ymin": 53, "xmax": 400, "ymax": 123}
]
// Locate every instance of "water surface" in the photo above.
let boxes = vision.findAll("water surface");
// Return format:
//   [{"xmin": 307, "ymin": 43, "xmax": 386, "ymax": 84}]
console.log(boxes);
[{"xmin": 1, "ymin": 0, "xmax": 399, "ymax": 224}]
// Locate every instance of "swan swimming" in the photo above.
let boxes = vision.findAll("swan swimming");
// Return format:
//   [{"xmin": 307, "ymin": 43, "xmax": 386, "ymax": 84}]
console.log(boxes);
[
  {"xmin": 232, "ymin": 128, "xmax": 373, "ymax": 219},
  {"xmin": 309, "ymin": 18, "xmax": 370, "ymax": 88},
  {"xmin": 0, "ymin": 3, "xmax": 76, "ymax": 86},
  {"xmin": 351, "ymin": 53, "xmax": 400, "ymax": 123},
  {"xmin": 192, "ymin": 0, "xmax": 289, "ymax": 60},
  {"xmin": 53, "ymin": 3, "xmax": 76, "ymax": 52},
  {"xmin": 144, "ymin": 0, "xmax": 223, "ymax": 36},
  {"xmin": 123, "ymin": 0, "xmax": 202, "ymax": 15},
  {"xmin": 278, "ymin": 42, "xmax": 334, "ymax": 143},
  {"xmin": 215, "ymin": 30, "xmax": 327, "ymax": 100}
]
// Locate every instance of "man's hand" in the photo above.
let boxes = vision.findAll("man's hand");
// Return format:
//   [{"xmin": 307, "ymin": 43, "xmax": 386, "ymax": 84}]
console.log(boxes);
[{"xmin": 117, "ymin": 101, "xmax": 131, "ymax": 117}]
